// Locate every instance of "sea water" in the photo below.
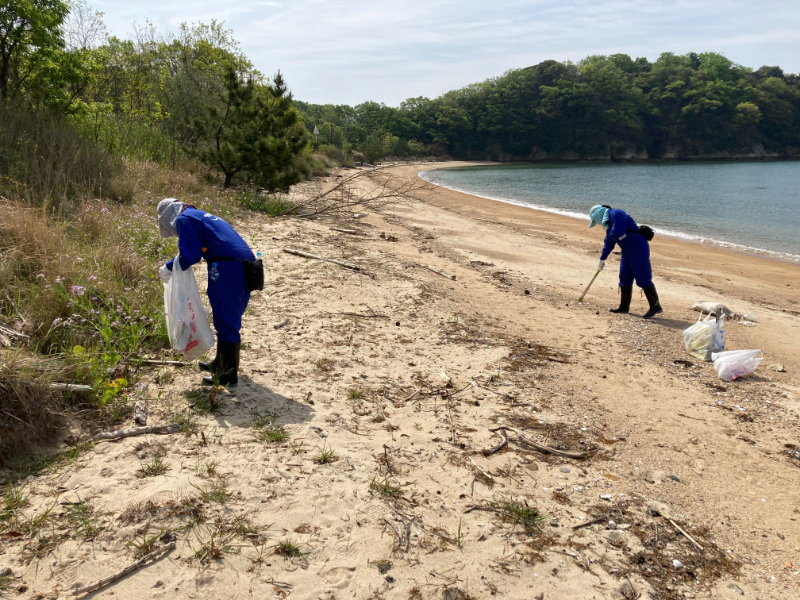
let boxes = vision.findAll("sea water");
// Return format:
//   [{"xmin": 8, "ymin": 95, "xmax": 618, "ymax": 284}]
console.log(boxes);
[{"xmin": 420, "ymin": 162, "xmax": 800, "ymax": 262}]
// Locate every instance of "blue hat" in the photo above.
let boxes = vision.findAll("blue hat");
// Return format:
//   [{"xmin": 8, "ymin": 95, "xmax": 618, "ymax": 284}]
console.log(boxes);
[{"xmin": 589, "ymin": 205, "xmax": 609, "ymax": 228}]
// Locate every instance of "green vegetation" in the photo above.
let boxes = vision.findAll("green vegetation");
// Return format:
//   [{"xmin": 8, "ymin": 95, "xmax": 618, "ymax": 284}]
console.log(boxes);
[
  {"xmin": 297, "ymin": 54, "xmax": 800, "ymax": 161},
  {"xmin": 314, "ymin": 444, "xmax": 336, "ymax": 464},
  {"xmin": 274, "ymin": 538, "xmax": 308, "ymax": 558},
  {"xmin": 488, "ymin": 495, "xmax": 545, "ymax": 533},
  {"xmin": 252, "ymin": 412, "xmax": 289, "ymax": 444}
]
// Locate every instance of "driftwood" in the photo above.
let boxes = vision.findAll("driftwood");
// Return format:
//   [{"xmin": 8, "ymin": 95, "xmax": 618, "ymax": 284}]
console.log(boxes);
[
  {"xmin": 426, "ymin": 265, "xmax": 456, "ymax": 281},
  {"xmin": 572, "ymin": 518, "xmax": 605, "ymax": 530},
  {"xmin": 93, "ymin": 423, "xmax": 180, "ymax": 442},
  {"xmin": 489, "ymin": 426, "xmax": 593, "ymax": 459},
  {"xmin": 51, "ymin": 383, "xmax": 93, "ymax": 393},
  {"xmin": 273, "ymin": 318, "xmax": 289, "ymax": 329},
  {"xmin": 330, "ymin": 227, "xmax": 371, "ymax": 237},
  {"xmin": 469, "ymin": 456, "xmax": 493, "ymax": 482},
  {"xmin": 138, "ymin": 359, "xmax": 190, "ymax": 367},
  {"xmin": 482, "ymin": 429, "xmax": 508, "ymax": 456},
  {"xmin": 282, "ymin": 248, "xmax": 364, "ymax": 272},
  {"xmin": 72, "ymin": 541, "xmax": 175, "ymax": 596}
]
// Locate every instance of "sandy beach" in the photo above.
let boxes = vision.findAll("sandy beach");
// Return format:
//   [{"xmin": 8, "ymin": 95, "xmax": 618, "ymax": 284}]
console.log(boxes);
[{"xmin": 4, "ymin": 162, "xmax": 800, "ymax": 600}]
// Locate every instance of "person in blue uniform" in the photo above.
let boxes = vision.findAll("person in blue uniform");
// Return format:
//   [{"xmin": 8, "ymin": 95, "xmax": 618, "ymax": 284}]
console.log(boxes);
[
  {"xmin": 157, "ymin": 198, "xmax": 254, "ymax": 386},
  {"xmin": 589, "ymin": 204, "xmax": 663, "ymax": 319}
]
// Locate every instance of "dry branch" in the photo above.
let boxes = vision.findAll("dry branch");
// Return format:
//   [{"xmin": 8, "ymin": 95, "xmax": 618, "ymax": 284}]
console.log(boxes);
[
  {"xmin": 426, "ymin": 266, "xmax": 456, "ymax": 281},
  {"xmin": 489, "ymin": 426, "xmax": 593, "ymax": 459},
  {"xmin": 282, "ymin": 248, "xmax": 365, "ymax": 272},
  {"xmin": 50, "ymin": 383, "xmax": 93, "ymax": 393},
  {"xmin": 277, "ymin": 166, "xmax": 432, "ymax": 219},
  {"xmin": 668, "ymin": 518, "xmax": 704, "ymax": 551},
  {"xmin": 273, "ymin": 318, "xmax": 289, "ymax": 329},
  {"xmin": 93, "ymin": 423, "xmax": 180, "ymax": 442},
  {"xmin": 138, "ymin": 359, "xmax": 190, "ymax": 367},
  {"xmin": 72, "ymin": 541, "xmax": 175, "ymax": 596},
  {"xmin": 482, "ymin": 429, "xmax": 508, "ymax": 457},
  {"xmin": 469, "ymin": 456, "xmax": 493, "ymax": 481}
]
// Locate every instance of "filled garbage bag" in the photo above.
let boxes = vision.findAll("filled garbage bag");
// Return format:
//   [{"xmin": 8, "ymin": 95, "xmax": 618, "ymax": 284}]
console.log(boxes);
[
  {"xmin": 163, "ymin": 255, "xmax": 215, "ymax": 361},
  {"xmin": 712, "ymin": 350, "xmax": 763, "ymax": 382},
  {"xmin": 683, "ymin": 312, "xmax": 725, "ymax": 361}
]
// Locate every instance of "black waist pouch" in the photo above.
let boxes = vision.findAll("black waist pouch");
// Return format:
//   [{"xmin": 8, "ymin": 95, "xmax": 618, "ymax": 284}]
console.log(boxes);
[
  {"xmin": 242, "ymin": 259, "xmax": 264, "ymax": 291},
  {"xmin": 638, "ymin": 225, "xmax": 655, "ymax": 241}
]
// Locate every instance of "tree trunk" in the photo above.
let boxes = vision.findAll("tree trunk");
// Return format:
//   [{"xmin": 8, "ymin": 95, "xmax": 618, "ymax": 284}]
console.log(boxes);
[{"xmin": 224, "ymin": 172, "xmax": 233, "ymax": 188}]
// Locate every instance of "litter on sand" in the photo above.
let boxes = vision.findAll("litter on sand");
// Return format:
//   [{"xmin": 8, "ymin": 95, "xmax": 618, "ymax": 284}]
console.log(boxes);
[
  {"xmin": 683, "ymin": 312, "xmax": 725, "ymax": 361},
  {"xmin": 712, "ymin": 350, "xmax": 763, "ymax": 382}
]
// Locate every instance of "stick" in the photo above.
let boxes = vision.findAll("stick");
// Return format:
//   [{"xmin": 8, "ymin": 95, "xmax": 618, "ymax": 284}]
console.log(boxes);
[
  {"xmin": 482, "ymin": 430, "xmax": 508, "ymax": 456},
  {"xmin": 282, "ymin": 248, "xmax": 363, "ymax": 272},
  {"xmin": 489, "ymin": 426, "xmax": 592, "ymax": 459},
  {"xmin": 72, "ymin": 541, "xmax": 175, "ymax": 596},
  {"xmin": 426, "ymin": 265, "xmax": 456, "ymax": 281},
  {"xmin": 330, "ymin": 227, "xmax": 371, "ymax": 237},
  {"xmin": 138, "ymin": 359, "xmax": 190, "ymax": 366},
  {"xmin": 471, "ymin": 380, "xmax": 514, "ymax": 400},
  {"xmin": 578, "ymin": 269, "xmax": 601, "ymax": 302},
  {"xmin": 0, "ymin": 324, "xmax": 29, "ymax": 339},
  {"xmin": 469, "ymin": 456, "xmax": 493, "ymax": 481},
  {"xmin": 273, "ymin": 318, "xmax": 289, "ymax": 329},
  {"xmin": 50, "ymin": 383, "xmax": 93, "ymax": 393},
  {"xmin": 93, "ymin": 424, "xmax": 180, "ymax": 442},
  {"xmin": 572, "ymin": 517, "xmax": 605, "ymax": 530},
  {"xmin": 668, "ymin": 518, "xmax": 704, "ymax": 551}
]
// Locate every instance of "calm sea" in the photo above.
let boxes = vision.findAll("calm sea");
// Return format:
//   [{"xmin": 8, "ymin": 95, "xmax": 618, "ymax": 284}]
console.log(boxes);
[{"xmin": 420, "ymin": 162, "xmax": 800, "ymax": 262}]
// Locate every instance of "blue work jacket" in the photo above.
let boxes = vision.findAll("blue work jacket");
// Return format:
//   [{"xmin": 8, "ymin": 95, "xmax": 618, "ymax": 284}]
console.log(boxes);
[
  {"xmin": 165, "ymin": 208, "xmax": 253, "ymax": 271},
  {"xmin": 600, "ymin": 209, "xmax": 646, "ymax": 261}
]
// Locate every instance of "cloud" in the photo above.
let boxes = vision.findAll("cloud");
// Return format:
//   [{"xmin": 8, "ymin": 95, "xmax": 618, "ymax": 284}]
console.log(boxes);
[{"xmin": 94, "ymin": 0, "xmax": 800, "ymax": 105}]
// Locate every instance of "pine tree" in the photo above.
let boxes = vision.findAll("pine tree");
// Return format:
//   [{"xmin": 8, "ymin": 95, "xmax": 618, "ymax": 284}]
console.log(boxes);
[{"xmin": 187, "ymin": 66, "xmax": 307, "ymax": 190}]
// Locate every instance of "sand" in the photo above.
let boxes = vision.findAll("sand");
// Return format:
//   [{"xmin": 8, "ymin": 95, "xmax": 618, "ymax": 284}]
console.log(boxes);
[{"xmin": 3, "ymin": 162, "xmax": 799, "ymax": 600}]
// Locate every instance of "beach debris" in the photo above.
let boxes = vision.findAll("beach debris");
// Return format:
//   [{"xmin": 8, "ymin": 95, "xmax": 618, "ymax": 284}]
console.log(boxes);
[
  {"xmin": 0, "ymin": 324, "xmax": 28, "ymax": 346},
  {"xmin": 488, "ymin": 426, "xmax": 594, "ymax": 459},
  {"xmin": 330, "ymin": 227, "xmax": 367, "ymax": 236},
  {"xmin": 93, "ymin": 423, "xmax": 180, "ymax": 442},
  {"xmin": 769, "ymin": 364, "xmax": 786, "ymax": 372},
  {"xmin": 482, "ymin": 429, "xmax": 508, "ymax": 456},
  {"xmin": 72, "ymin": 539, "xmax": 176, "ymax": 596},
  {"xmin": 50, "ymin": 383, "xmax": 93, "ymax": 393},
  {"xmin": 134, "ymin": 400, "xmax": 147, "ymax": 426},
  {"xmin": 691, "ymin": 302, "xmax": 757, "ymax": 323},
  {"xmin": 726, "ymin": 583, "xmax": 744, "ymax": 595},
  {"xmin": 273, "ymin": 318, "xmax": 289, "ymax": 329},
  {"xmin": 712, "ymin": 349, "xmax": 763, "ymax": 381},
  {"xmin": 137, "ymin": 359, "xmax": 190, "ymax": 366},
  {"xmin": 426, "ymin": 265, "xmax": 456, "ymax": 280},
  {"xmin": 669, "ymin": 518, "xmax": 704, "ymax": 551},
  {"xmin": 672, "ymin": 559, "xmax": 684, "ymax": 570},
  {"xmin": 283, "ymin": 247, "xmax": 365, "ymax": 272},
  {"xmin": 469, "ymin": 456, "xmax": 493, "ymax": 482}
]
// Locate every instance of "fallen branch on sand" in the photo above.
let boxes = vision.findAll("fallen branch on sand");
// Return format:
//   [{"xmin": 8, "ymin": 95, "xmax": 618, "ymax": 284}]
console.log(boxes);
[
  {"xmin": 137, "ymin": 359, "xmax": 190, "ymax": 367},
  {"xmin": 93, "ymin": 423, "xmax": 180, "ymax": 442},
  {"xmin": 72, "ymin": 541, "xmax": 175, "ymax": 596},
  {"xmin": 282, "ymin": 248, "xmax": 366, "ymax": 272},
  {"xmin": 469, "ymin": 456, "xmax": 493, "ymax": 482},
  {"xmin": 426, "ymin": 265, "xmax": 456, "ymax": 281},
  {"xmin": 273, "ymin": 318, "xmax": 289, "ymax": 329},
  {"xmin": 330, "ymin": 227, "xmax": 371, "ymax": 237},
  {"xmin": 668, "ymin": 518, "xmax": 704, "ymax": 551},
  {"xmin": 482, "ymin": 429, "xmax": 508, "ymax": 457},
  {"xmin": 489, "ymin": 426, "xmax": 594, "ymax": 459}
]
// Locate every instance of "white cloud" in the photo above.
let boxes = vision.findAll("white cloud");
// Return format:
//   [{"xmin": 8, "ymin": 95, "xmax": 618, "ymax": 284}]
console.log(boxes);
[{"xmin": 94, "ymin": 0, "xmax": 800, "ymax": 105}]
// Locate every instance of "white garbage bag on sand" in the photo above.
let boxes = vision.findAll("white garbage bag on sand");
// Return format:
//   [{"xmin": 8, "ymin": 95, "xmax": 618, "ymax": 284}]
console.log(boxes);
[
  {"xmin": 712, "ymin": 350, "xmax": 763, "ymax": 382},
  {"xmin": 163, "ymin": 256, "xmax": 215, "ymax": 361},
  {"xmin": 683, "ymin": 312, "xmax": 725, "ymax": 361}
]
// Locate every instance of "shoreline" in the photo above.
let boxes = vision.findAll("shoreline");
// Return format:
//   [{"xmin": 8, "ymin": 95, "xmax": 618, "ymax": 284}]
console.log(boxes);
[{"xmin": 419, "ymin": 164, "xmax": 800, "ymax": 265}]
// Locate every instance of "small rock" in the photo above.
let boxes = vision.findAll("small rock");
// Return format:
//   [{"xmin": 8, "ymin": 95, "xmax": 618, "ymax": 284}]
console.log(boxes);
[
  {"xmin": 600, "ymin": 494, "xmax": 612, "ymax": 500},
  {"xmin": 134, "ymin": 400, "xmax": 147, "ymax": 426},
  {"xmin": 153, "ymin": 580, "xmax": 164, "ymax": 588},
  {"xmin": 608, "ymin": 520, "xmax": 617, "ymax": 528},
  {"xmin": 673, "ymin": 559, "xmax": 684, "ymax": 569},
  {"xmin": 726, "ymin": 582, "xmax": 744, "ymax": 595},
  {"xmin": 525, "ymin": 462, "xmax": 538, "ymax": 472},
  {"xmin": 278, "ymin": 470, "xmax": 293, "ymax": 479},
  {"xmin": 669, "ymin": 475, "xmax": 681, "ymax": 482},
  {"xmin": 442, "ymin": 588, "xmax": 469, "ymax": 600},
  {"xmin": 642, "ymin": 469, "xmax": 664, "ymax": 484},
  {"xmin": 646, "ymin": 500, "xmax": 671, "ymax": 517},
  {"xmin": 550, "ymin": 518, "xmax": 559, "ymax": 527},
  {"xmin": 385, "ymin": 575, "xmax": 395, "ymax": 583},
  {"xmin": 560, "ymin": 467, "xmax": 571, "ymax": 473},
  {"xmin": 0, "ymin": 568, "xmax": 10, "ymax": 577},
  {"xmin": 777, "ymin": 533, "xmax": 785, "ymax": 540},
  {"xmin": 768, "ymin": 364, "xmax": 786, "ymax": 373}
]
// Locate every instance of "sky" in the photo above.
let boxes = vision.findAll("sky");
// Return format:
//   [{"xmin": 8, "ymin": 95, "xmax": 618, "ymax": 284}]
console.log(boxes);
[{"xmin": 93, "ymin": 0, "xmax": 800, "ymax": 106}]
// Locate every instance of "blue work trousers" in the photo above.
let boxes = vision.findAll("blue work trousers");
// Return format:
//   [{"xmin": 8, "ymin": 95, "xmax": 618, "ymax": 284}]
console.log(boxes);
[
  {"xmin": 618, "ymin": 235, "xmax": 653, "ymax": 289},
  {"xmin": 207, "ymin": 261, "xmax": 250, "ymax": 343}
]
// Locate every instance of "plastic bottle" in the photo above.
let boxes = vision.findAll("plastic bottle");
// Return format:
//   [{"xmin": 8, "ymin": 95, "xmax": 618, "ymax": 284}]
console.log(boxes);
[{"xmin": 210, "ymin": 262, "xmax": 219, "ymax": 282}]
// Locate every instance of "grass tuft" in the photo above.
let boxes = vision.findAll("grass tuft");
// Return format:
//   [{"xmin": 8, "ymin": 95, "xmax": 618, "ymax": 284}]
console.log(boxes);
[
  {"xmin": 347, "ymin": 389, "xmax": 364, "ymax": 400},
  {"xmin": 488, "ymin": 495, "xmax": 545, "ymax": 533},
  {"xmin": 369, "ymin": 475, "xmax": 413, "ymax": 500},
  {"xmin": 252, "ymin": 411, "xmax": 289, "ymax": 444},
  {"xmin": 274, "ymin": 538, "xmax": 308, "ymax": 558},
  {"xmin": 138, "ymin": 453, "xmax": 169, "ymax": 477},
  {"xmin": 314, "ymin": 444, "xmax": 336, "ymax": 465}
]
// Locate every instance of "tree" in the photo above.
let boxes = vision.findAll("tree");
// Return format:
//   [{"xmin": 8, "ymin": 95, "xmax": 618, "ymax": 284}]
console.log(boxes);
[
  {"xmin": 188, "ymin": 66, "xmax": 308, "ymax": 190},
  {"xmin": 0, "ymin": 0, "xmax": 68, "ymax": 100}
]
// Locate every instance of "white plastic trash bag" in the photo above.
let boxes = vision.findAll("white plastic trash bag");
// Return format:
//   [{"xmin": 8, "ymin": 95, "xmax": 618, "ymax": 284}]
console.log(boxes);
[
  {"xmin": 712, "ymin": 350, "xmax": 763, "ymax": 382},
  {"xmin": 683, "ymin": 312, "xmax": 725, "ymax": 361},
  {"xmin": 163, "ymin": 256, "xmax": 215, "ymax": 361}
]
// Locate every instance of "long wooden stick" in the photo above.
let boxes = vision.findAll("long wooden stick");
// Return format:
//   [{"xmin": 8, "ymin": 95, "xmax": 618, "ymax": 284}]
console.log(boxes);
[
  {"xmin": 282, "ymin": 247, "xmax": 363, "ymax": 271},
  {"xmin": 668, "ymin": 518, "xmax": 704, "ymax": 551},
  {"xmin": 72, "ymin": 541, "xmax": 175, "ymax": 596},
  {"xmin": 578, "ymin": 269, "xmax": 600, "ymax": 302},
  {"xmin": 469, "ymin": 456, "xmax": 493, "ymax": 481},
  {"xmin": 482, "ymin": 429, "xmax": 508, "ymax": 456},
  {"xmin": 51, "ymin": 383, "xmax": 93, "ymax": 393},
  {"xmin": 489, "ymin": 426, "xmax": 592, "ymax": 459},
  {"xmin": 426, "ymin": 265, "xmax": 456, "ymax": 280},
  {"xmin": 138, "ymin": 359, "xmax": 190, "ymax": 367},
  {"xmin": 93, "ymin": 424, "xmax": 180, "ymax": 442}
]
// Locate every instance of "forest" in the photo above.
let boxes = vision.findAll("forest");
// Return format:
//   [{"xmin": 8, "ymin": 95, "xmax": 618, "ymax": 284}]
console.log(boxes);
[{"xmin": 2, "ymin": 0, "xmax": 799, "ymax": 208}]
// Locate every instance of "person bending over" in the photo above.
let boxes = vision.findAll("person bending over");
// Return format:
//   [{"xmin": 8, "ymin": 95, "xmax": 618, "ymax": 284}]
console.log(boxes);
[
  {"xmin": 589, "ymin": 204, "xmax": 663, "ymax": 319},
  {"xmin": 157, "ymin": 198, "xmax": 254, "ymax": 386}
]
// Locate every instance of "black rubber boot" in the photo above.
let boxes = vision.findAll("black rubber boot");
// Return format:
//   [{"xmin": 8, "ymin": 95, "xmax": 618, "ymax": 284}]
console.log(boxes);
[
  {"xmin": 609, "ymin": 286, "xmax": 632, "ymax": 314},
  {"xmin": 198, "ymin": 343, "xmax": 219, "ymax": 373},
  {"xmin": 642, "ymin": 285, "xmax": 663, "ymax": 319},
  {"xmin": 203, "ymin": 341, "xmax": 240, "ymax": 387}
]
